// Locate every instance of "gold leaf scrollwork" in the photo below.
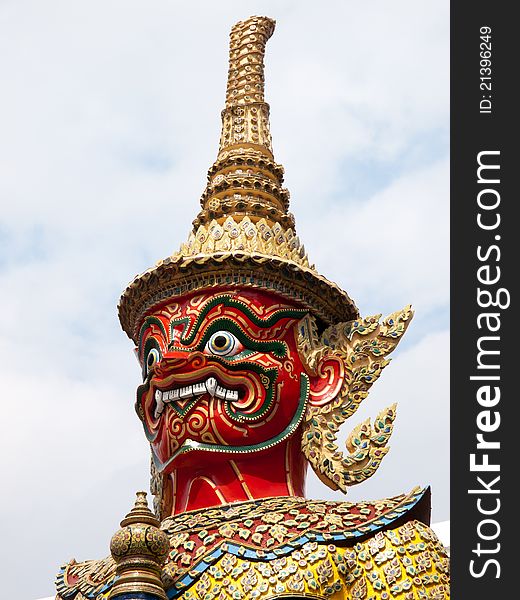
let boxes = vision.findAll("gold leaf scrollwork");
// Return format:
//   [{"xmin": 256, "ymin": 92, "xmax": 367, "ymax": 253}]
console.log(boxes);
[{"xmin": 299, "ymin": 306, "xmax": 413, "ymax": 493}]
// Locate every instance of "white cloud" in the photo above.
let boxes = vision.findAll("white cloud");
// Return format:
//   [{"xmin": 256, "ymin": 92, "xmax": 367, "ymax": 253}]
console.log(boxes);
[
  {"xmin": 0, "ymin": 1, "xmax": 448, "ymax": 598},
  {"xmin": 302, "ymin": 159, "xmax": 450, "ymax": 317}
]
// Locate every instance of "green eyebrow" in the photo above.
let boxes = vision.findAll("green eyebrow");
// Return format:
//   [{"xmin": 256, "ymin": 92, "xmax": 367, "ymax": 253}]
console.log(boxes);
[
  {"xmin": 138, "ymin": 316, "xmax": 167, "ymax": 357},
  {"xmin": 169, "ymin": 295, "xmax": 306, "ymax": 344},
  {"xmin": 192, "ymin": 318, "xmax": 288, "ymax": 358}
]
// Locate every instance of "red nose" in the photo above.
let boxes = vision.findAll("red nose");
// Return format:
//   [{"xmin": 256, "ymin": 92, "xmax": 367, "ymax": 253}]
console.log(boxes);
[{"xmin": 153, "ymin": 350, "xmax": 208, "ymax": 378}]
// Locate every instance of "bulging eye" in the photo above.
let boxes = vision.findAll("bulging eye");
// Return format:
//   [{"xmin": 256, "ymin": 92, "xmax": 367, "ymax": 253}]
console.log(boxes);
[
  {"xmin": 205, "ymin": 331, "xmax": 243, "ymax": 357},
  {"xmin": 143, "ymin": 346, "xmax": 161, "ymax": 378}
]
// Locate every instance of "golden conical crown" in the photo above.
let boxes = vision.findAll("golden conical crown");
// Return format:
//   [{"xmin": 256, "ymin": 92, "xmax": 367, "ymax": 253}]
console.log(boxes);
[{"xmin": 118, "ymin": 16, "xmax": 357, "ymax": 341}]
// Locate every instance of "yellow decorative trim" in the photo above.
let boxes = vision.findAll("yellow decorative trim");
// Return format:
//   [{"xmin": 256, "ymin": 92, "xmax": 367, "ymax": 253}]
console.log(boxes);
[
  {"xmin": 186, "ymin": 477, "xmax": 227, "ymax": 504},
  {"xmin": 229, "ymin": 460, "xmax": 255, "ymax": 500},
  {"xmin": 284, "ymin": 443, "xmax": 296, "ymax": 496}
]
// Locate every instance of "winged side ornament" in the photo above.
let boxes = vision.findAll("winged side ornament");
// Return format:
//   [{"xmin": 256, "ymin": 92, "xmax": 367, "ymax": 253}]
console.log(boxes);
[{"xmin": 298, "ymin": 305, "xmax": 414, "ymax": 492}]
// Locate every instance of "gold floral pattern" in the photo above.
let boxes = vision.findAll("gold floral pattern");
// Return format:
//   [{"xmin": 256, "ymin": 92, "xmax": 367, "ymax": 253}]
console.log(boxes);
[{"xmin": 56, "ymin": 489, "xmax": 450, "ymax": 600}]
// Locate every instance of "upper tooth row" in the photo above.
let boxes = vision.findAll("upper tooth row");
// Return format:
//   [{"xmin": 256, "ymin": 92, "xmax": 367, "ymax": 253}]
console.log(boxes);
[{"xmin": 155, "ymin": 376, "xmax": 239, "ymax": 405}]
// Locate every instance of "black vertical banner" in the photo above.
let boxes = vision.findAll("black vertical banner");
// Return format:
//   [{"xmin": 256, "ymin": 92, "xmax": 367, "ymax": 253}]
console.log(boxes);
[{"xmin": 451, "ymin": 3, "xmax": 514, "ymax": 599}]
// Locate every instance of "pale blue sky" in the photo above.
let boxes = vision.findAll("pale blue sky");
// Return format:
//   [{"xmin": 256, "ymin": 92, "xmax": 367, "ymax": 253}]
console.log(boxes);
[{"xmin": 0, "ymin": 1, "xmax": 449, "ymax": 598}]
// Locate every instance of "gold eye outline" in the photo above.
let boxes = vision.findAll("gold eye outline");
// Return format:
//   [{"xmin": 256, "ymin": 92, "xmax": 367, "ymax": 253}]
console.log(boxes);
[{"xmin": 205, "ymin": 331, "xmax": 243, "ymax": 357}]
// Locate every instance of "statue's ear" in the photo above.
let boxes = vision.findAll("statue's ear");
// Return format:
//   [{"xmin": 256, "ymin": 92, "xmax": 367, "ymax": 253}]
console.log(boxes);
[{"xmin": 308, "ymin": 354, "xmax": 345, "ymax": 407}]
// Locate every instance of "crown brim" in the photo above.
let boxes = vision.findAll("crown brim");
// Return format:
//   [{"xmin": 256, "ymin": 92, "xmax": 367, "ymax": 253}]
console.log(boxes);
[{"xmin": 118, "ymin": 252, "xmax": 358, "ymax": 342}]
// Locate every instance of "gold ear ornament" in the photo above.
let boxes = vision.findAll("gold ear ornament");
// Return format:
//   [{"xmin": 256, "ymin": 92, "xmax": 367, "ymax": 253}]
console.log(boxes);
[{"xmin": 298, "ymin": 305, "xmax": 414, "ymax": 492}]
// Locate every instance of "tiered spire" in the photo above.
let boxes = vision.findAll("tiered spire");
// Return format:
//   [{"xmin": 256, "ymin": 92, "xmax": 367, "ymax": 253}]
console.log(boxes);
[
  {"xmin": 193, "ymin": 17, "xmax": 290, "ymax": 226},
  {"xmin": 118, "ymin": 16, "xmax": 358, "ymax": 342},
  {"xmin": 184, "ymin": 16, "xmax": 305, "ymax": 264}
]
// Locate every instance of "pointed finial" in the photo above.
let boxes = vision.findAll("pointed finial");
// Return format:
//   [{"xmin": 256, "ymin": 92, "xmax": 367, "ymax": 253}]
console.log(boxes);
[
  {"xmin": 109, "ymin": 491, "xmax": 169, "ymax": 599},
  {"xmin": 193, "ymin": 16, "xmax": 293, "ymax": 234},
  {"xmin": 220, "ymin": 16, "xmax": 276, "ymax": 155}
]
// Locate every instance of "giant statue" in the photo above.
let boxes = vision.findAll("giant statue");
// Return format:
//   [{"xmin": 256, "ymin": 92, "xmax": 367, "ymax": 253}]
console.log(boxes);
[{"xmin": 56, "ymin": 16, "xmax": 450, "ymax": 600}]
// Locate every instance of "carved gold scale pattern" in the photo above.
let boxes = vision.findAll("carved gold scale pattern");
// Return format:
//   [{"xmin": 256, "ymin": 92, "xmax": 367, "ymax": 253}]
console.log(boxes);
[{"xmin": 56, "ymin": 491, "xmax": 449, "ymax": 600}]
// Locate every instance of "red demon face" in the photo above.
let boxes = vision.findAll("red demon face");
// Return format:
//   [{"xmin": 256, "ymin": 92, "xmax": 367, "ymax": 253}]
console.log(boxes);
[{"xmin": 136, "ymin": 289, "xmax": 317, "ymax": 474}]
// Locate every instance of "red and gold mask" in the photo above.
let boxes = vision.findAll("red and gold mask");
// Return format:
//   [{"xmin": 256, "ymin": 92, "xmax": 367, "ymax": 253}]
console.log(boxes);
[{"xmin": 136, "ymin": 289, "xmax": 333, "ymax": 473}]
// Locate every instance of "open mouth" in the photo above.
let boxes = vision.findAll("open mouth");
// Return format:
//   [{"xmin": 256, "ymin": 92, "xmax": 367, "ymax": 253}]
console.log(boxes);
[{"xmin": 153, "ymin": 376, "xmax": 241, "ymax": 419}]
